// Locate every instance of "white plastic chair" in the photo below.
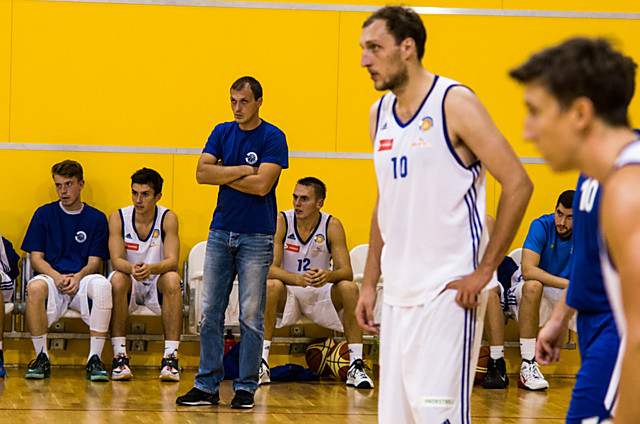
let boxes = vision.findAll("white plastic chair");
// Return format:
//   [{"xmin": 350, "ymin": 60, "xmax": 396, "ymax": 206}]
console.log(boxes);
[{"xmin": 350, "ymin": 244, "xmax": 384, "ymax": 325}]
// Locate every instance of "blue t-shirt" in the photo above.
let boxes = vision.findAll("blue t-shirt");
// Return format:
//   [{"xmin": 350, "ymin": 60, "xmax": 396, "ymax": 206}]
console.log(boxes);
[
  {"xmin": 21, "ymin": 202, "xmax": 109, "ymax": 274},
  {"xmin": 522, "ymin": 213, "xmax": 573, "ymax": 279},
  {"xmin": 566, "ymin": 175, "xmax": 611, "ymax": 313},
  {"xmin": 203, "ymin": 120, "xmax": 289, "ymax": 235}
]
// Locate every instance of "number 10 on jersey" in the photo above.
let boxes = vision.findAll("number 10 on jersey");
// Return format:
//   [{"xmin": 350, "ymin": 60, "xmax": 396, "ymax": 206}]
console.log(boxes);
[{"xmin": 391, "ymin": 156, "xmax": 408, "ymax": 179}]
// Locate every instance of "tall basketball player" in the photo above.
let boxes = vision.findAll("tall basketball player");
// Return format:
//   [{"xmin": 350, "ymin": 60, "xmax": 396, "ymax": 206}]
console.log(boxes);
[
  {"xmin": 510, "ymin": 37, "xmax": 638, "ymax": 424},
  {"xmin": 356, "ymin": 6, "xmax": 532, "ymax": 423}
]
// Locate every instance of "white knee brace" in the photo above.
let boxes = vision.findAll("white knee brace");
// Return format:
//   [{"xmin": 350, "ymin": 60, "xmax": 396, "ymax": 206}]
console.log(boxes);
[{"xmin": 87, "ymin": 277, "xmax": 112, "ymax": 333}]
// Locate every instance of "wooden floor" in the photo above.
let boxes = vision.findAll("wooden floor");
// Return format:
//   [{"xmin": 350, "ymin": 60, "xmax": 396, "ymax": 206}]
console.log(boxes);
[{"xmin": 0, "ymin": 367, "xmax": 573, "ymax": 423}]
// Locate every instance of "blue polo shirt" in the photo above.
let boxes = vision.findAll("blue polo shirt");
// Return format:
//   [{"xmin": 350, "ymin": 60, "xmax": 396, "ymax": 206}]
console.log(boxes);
[
  {"xmin": 203, "ymin": 120, "xmax": 288, "ymax": 235},
  {"xmin": 523, "ymin": 213, "xmax": 573, "ymax": 279},
  {"xmin": 21, "ymin": 202, "xmax": 109, "ymax": 274}
]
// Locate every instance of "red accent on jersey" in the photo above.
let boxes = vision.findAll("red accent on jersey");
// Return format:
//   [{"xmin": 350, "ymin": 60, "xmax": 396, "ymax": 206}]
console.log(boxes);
[
  {"xmin": 125, "ymin": 242, "xmax": 139, "ymax": 251},
  {"xmin": 284, "ymin": 243, "xmax": 300, "ymax": 253},
  {"xmin": 378, "ymin": 139, "xmax": 394, "ymax": 151}
]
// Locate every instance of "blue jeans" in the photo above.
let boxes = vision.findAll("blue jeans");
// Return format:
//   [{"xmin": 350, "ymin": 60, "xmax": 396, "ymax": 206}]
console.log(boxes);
[{"xmin": 194, "ymin": 229, "xmax": 273, "ymax": 395}]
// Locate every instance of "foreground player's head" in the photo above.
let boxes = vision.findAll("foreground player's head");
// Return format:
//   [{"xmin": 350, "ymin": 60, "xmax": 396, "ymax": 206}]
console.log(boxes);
[
  {"xmin": 510, "ymin": 37, "xmax": 637, "ymax": 171},
  {"xmin": 360, "ymin": 6, "xmax": 426, "ymax": 92},
  {"xmin": 131, "ymin": 168, "xmax": 163, "ymax": 212},
  {"xmin": 230, "ymin": 76, "xmax": 263, "ymax": 130},
  {"xmin": 554, "ymin": 190, "xmax": 574, "ymax": 239},
  {"xmin": 51, "ymin": 159, "xmax": 84, "ymax": 210},
  {"xmin": 293, "ymin": 177, "xmax": 326, "ymax": 220}
]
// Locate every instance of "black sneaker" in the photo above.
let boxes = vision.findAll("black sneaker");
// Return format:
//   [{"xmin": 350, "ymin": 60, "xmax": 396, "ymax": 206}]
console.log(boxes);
[
  {"xmin": 25, "ymin": 352, "xmax": 51, "ymax": 379},
  {"xmin": 482, "ymin": 357, "xmax": 509, "ymax": 389},
  {"xmin": 86, "ymin": 354, "xmax": 109, "ymax": 381},
  {"xmin": 231, "ymin": 389, "xmax": 255, "ymax": 409},
  {"xmin": 176, "ymin": 387, "xmax": 220, "ymax": 406}
]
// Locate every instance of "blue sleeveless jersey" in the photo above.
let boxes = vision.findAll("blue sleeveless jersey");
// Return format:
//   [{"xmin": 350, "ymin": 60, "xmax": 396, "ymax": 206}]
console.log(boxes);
[{"xmin": 565, "ymin": 174, "xmax": 610, "ymax": 313}]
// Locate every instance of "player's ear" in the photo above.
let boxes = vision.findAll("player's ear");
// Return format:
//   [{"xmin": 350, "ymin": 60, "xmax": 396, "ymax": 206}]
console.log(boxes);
[
  {"xmin": 155, "ymin": 192, "xmax": 163, "ymax": 202},
  {"xmin": 400, "ymin": 37, "xmax": 416, "ymax": 60},
  {"xmin": 78, "ymin": 179, "xmax": 85, "ymax": 190},
  {"xmin": 317, "ymin": 198, "xmax": 324, "ymax": 209},
  {"xmin": 256, "ymin": 97, "xmax": 263, "ymax": 108},
  {"xmin": 571, "ymin": 96, "xmax": 595, "ymax": 130}
]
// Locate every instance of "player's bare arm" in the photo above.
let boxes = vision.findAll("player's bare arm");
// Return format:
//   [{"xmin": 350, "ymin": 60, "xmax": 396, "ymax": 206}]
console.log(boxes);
[
  {"xmin": 109, "ymin": 211, "xmax": 135, "ymax": 275},
  {"xmin": 521, "ymin": 248, "xmax": 569, "ymax": 289},
  {"xmin": 600, "ymin": 166, "xmax": 640, "ymax": 424},
  {"xmin": 147, "ymin": 210, "xmax": 180, "ymax": 276},
  {"xmin": 444, "ymin": 86, "xmax": 533, "ymax": 307},
  {"xmin": 306, "ymin": 217, "xmax": 354, "ymax": 287},
  {"xmin": 196, "ymin": 152, "xmax": 257, "ymax": 186},
  {"xmin": 31, "ymin": 250, "xmax": 68, "ymax": 290},
  {"xmin": 226, "ymin": 162, "xmax": 283, "ymax": 197},
  {"xmin": 536, "ymin": 291, "xmax": 576, "ymax": 365},
  {"xmin": 356, "ymin": 100, "xmax": 384, "ymax": 334},
  {"xmin": 268, "ymin": 213, "xmax": 305, "ymax": 287}
]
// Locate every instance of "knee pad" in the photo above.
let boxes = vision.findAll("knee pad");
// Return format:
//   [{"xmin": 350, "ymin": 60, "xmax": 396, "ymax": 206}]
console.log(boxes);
[{"xmin": 88, "ymin": 277, "xmax": 113, "ymax": 310}]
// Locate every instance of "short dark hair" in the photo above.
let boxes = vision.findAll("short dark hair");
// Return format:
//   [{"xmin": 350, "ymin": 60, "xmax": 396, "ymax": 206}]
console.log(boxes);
[
  {"xmin": 297, "ymin": 177, "xmax": 326, "ymax": 200},
  {"xmin": 363, "ymin": 6, "xmax": 427, "ymax": 61},
  {"xmin": 510, "ymin": 37, "xmax": 637, "ymax": 127},
  {"xmin": 131, "ymin": 168, "xmax": 164, "ymax": 195},
  {"xmin": 556, "ymin": 190, "xmax": 575, "ymax": 209},
  {"xmin": 231, "ymin": 76, "xmax": 263, "ymax": 101},
  {"xmin": 51, "ymin": 160, "xmax": 83, "ymax": 181}
]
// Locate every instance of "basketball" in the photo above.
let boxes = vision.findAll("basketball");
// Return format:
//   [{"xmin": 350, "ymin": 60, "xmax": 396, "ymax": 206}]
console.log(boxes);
[
  {"xmin": 326, "ymin": 340, "xmax": 351, "ymax": 380},
  {"xmin": 475, "ymin": 346, "xmax": 490, "ymax": 385},
  {"xmin": 305, "ymin": 338, "xmax": 335, "ymax": 376}
]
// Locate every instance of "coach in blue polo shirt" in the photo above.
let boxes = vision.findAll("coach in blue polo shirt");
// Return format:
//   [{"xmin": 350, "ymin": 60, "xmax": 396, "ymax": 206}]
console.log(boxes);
[{"xmin": 177, "ymin": 76, "xmax": 288, "ymax": 409}]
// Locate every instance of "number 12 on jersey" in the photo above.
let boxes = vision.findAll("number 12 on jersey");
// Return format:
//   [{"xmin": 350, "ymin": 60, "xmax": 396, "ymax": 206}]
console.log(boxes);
[
  {"xmin": 297, "ymin": 258, "xmax": 311, "ymax": 272},
  {"xmin": 391, "ymin": 156, "xmax": 408, "ymax": 179}
]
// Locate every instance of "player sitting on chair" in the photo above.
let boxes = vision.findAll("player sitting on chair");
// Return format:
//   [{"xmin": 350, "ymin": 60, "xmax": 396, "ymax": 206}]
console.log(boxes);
[
  {"xmin": 108, "ymin": 168, "xmax": 182, "ymax": 381},
  {"xmin": 260, "ymin": 177, "xmax": 373, "ymax": 389},
  {"xmin": 22, "ymin": 160, "xmax": 112, "ymax": 381},
  {"xmin": 1, "ymin": 231, "xmax": 20, "ymax": 380},
  {"xmin": 484, "ymin": 190, "xmax": 575, "ymax": 391}
]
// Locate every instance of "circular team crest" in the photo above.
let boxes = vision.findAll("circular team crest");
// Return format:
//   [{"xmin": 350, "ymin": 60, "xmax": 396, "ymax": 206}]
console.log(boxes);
[
  {"xmin": 75, "ymin": 231, "xmax": 87, "ymax": 243},
  {"xmin": 421, "ymin": 117, "xmax": 434, "ymax": 131},
  {"xmin": 315, "ymin": 234, "xmax": 325, "ymax": 244},
  {"xmin": 153, "ymin": 229, "xmax": 160, "ymax": 238},
  {"xmin": 245, "ymin": 152, "xmax": 258, "ymax": 165}
]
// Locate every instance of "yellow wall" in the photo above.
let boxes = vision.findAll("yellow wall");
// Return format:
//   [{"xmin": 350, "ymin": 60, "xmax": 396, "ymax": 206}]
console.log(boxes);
[{"xmin": 1, "ymin": 0, "xmax": 639, "ymax": 370}]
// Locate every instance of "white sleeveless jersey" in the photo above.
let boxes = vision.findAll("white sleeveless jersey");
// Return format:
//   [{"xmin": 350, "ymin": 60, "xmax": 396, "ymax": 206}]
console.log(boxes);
[
  {"xmin": 280, "ymin": 210, "xmax": 332, "ymax": 274},
  {"xmin": 599, "ymin": 139, "xmax": 640, "ymax": 339},
  {"xmin": 374, "ymin": 76, "xmax": 488, "ymax": 306},
  {"xmin": 119, "ymin": 205, "xmax": 168, "ymax": 270}
]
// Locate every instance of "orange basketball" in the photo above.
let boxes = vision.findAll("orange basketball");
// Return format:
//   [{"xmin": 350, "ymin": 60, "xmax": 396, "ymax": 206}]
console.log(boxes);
[
  {"xmin": 305, "ymin": 338, "xmax": 335, "ymax": 376},
  {"xmin": 475, "ymin": 346, "xmax": 490, "ymax": 385},
  {"xmin": 327, "ymin": 340, "xmax": 351, "ymax": 380}
]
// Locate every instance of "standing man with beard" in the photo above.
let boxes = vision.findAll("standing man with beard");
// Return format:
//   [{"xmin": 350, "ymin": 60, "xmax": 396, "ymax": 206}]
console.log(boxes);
[{"xmin": 356, "ymin": 6, "xmax": 532, "ymax": 423}]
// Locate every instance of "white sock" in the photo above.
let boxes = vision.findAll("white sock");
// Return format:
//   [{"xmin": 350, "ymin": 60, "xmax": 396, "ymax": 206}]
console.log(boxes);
[
  {"xmin": 0, "ymin": 340, "xmax": 3, "ymax": 350},
  {"xmin": 32, "ymin": 335, "xmax": 48, "ymax": 358},
  {"xmin": 520, "ymin": 338, "xmax": 536, "ymax": 362},
  {"xmin": 89, "ymin": 336, "xmax": 106, "ymax": 361},
  {"xmin": 490, "ymin": 345, "xmax": 504, "ymax": 360},
  {"xmin": 164, "ymin": 340, "xmax": 180, "ymax": 358},
  {"xmin": 262, "ymin": 340, "xmax": 271, "ymax": 363},
  {"xmin": 349, "ymin": 343, "xmax": 363, "ymax": 364},
  {"xmin": 112, "ymin": 337, "xmax": 127, "ymax": 356}
]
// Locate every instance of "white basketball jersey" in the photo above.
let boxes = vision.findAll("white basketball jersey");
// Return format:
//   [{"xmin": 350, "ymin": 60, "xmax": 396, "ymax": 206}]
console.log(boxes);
[
  {"xmin": 280, "ymin": 210, "xmax": 332, "ymax": 274},
  {"xmin": 119, "ymin": 205, "xmax": 168, "ymax": 272},
  {"xmin": 374, "ymin": 76, "xmax": 488, "ymax": 306},
  {"xmin": 0, "ymin": 230, "xmax": 10, "ymax": 283}
]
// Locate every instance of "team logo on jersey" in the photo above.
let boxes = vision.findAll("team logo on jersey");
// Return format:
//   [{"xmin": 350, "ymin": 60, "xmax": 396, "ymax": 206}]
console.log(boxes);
[
  {"xmin": 125, "ymin": 242, "xmax": 139, "ymax": 251},
  {"xmin": 287, "ymin": 233, "xmax": 296, "ymax": 240},
  {"xmin": 125, "ymin": 233, "xmax": 133, "ymax": 240},
  {"xmin": 421, "ymin": 117, "xmax": 434, "ymax": 131},
  {"xmin": 378, "ymin": 139, "xmax": 393, "ymax": 151},
  {"xmin": 245, "ymin": 151, "xmax": 258, "ymax": 165},
  {"xmin": 380, "ymin": 122, "xmax": 388, "ymax": 131},
  {"xmin": 153, "ymin": 229, "xmax": 160, "ymax": 238},
  {"xmin": 315, "ymin": 234, "xmax": 325, "ymax": 244},
  {"xmin": 284, "ymin": 243, "xmax": 300, "ymax": 253},
  {"xmin": 75, "ymin": 231, "xmax": 87, "ymax": 243}
]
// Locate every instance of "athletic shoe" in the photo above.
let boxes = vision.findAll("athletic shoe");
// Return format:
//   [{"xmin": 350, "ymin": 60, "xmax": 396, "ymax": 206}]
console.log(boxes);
[
  {"xmin": 25, "ymin": 352, "xmax": 51, "ymax": 379},
  {"xmin": 0, "ymin": 349, "xmax": 6, "ymax": 380},
  {"xmin": 258, "ymin": 358, "xmax": 270, "ymax": 386},
  {"xmin": 111, "ymin": 353, "xmax": 133, "ymax": 381},
  {"xmin": 159, "ymin": 353, "xmax": 180, "ymax": 382},
  {"xmin": 482, "ymin": 357, "xmax": 509, "ymax": 389},
  {"xmin": 231, "ymin": 389, "xmax": 255, "ymax": 409},
  {"xmin": 346, "ymin": 359, "xmax": 374, "ymax": 389},
  {"xmin": 518, "ymin": 358, "xmax": 549, "ymax": 391},
  {"xmin": 176, "ymin": 387, "xmax": 220, "ymax": 406},
  {"xmin": 86, "ymin": 354, "xmax": 109, "ymax": 381}
]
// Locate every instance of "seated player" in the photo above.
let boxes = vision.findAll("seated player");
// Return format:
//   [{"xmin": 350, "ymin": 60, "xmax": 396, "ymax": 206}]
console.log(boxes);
[
  {"xmin": 22, "ymin": 160, "xmax": 112, "ymax": 381},
  {"xmin": 260, "ymin": 177, "xmax": 373, "ymax": 389},
  {"xmin": 108, "ymin": 168, "xmax": 182, "ymax": 381},
  {"xmin": 483, "ymin": 190, "xmax": 574, "ymax": 390},
  {"xmin": 1, "ymin": 231, "xmax": 20, "ymax": 380}
]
